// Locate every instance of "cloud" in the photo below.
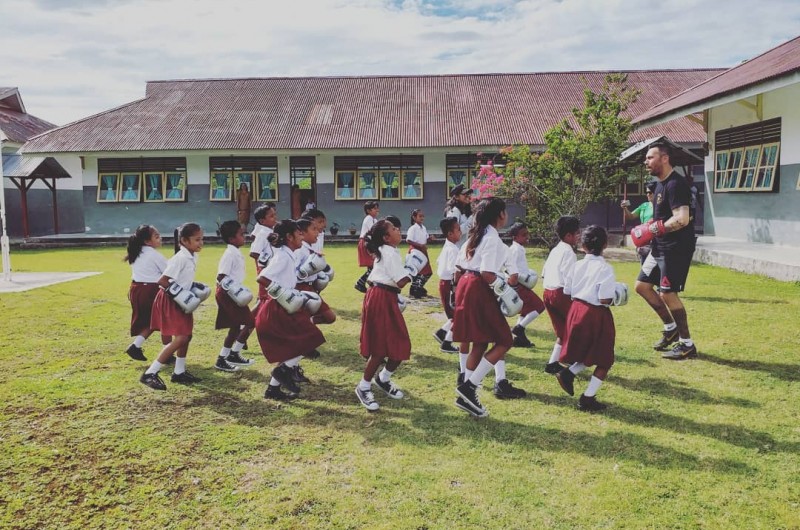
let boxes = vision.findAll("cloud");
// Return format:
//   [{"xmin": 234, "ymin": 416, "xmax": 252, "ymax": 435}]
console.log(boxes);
[{"xmin": 1, "ymin": 0, "xmax": 798, "ymax": 125}]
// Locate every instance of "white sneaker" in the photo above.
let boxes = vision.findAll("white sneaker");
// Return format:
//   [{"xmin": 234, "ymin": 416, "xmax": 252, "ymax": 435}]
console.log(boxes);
[{"xmin": 355, "ymin": 386, "xmax": 380, "ymax": 411}]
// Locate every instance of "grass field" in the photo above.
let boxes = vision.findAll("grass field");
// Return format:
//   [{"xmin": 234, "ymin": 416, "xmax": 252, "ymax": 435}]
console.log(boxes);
[{"xmin": 1, "ymin": 243, "xmax": 799, "ymax": 529}]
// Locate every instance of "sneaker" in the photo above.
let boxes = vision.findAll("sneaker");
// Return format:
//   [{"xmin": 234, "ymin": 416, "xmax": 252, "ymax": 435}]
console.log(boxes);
[
  {"xmin": 432, "ymin": 328, "xmax": 446, "ymax": 345},
  {"xmin": 662, "ymin": 342, "xmax": 698, "ymax": 360},
  {"xmin": 140, "ymin": 371, "xmax": 166, "ymax": 391},
  {"xmin": 511, "ymin": 325, "xmax": 533, "ymax": 348},
  {"xmin": 272, "ymin": 364, "xmax": 302, "ymax": 394},
  {"xmin": 171, "ymin": 370, "xmax": 201, "ymax": 384},
  {"xmin": 265, "ymin": 384, "xmax": 296, "ymax": 401},
  {"xmin": 440, "ymin": 340, "xmax": 459, "ymax": 354},
  {"xmin": 493, "ymin": 379, "xmax": 527, "ymax": 399},
  {"xmin": 544, "ymin": 361, "xmax": 563, "ymax": 375},
  {"xmin": 578, "ymin": 394, "xmax": 608, "ymax": 412},
  {"xmin": 457, "ymin": 372, "xmax": 465, "ymax": 386},
  {"xmin": 374, "ymin": 375, "xmax": 404, "ymax": 399},
  {"xmin": 291, "ymin": 365, "xmax": 311, "ymax": 384},
  {"xmin": 226, "ymin": 351, "xmax": 255, "ymax": 367},
  {"xmin": 354, "ymin": 282, "xmax": 367, "ymax": 294},
  {"xmin": 126, "ymin": 344, "xmax": 147, "ymax": 361},
  {"xmin": 455, "ymin": 397, "xmax": 489, "ymax": 417},
  {"xmin": 215, "ymin": 356, "xmax": 241, "ymax": 372},
  {"xmin": 304, "ymin": 349, "xmax": 321, "ymax": 360},
  {"xmin": 409, "ymin": 287, "xmax": 423, "ymax": 299},
  {"xmin": 355, "ymin": 386, "xmax": 380, "ymax": 411},
  {"xmin": 556, "ymin": 368, "xmax": 575, "ymax": 396},
  {"xmin": 456, "ymin": 381, "xmax": 486, "ymax": 415},
  {"xmin": 653, "ymin": 328, "xmax": 679, "ymax": 351}
]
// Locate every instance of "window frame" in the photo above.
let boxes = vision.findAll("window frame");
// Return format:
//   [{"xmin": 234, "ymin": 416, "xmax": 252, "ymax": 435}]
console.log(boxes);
[
  {"xmin": 379, "ymin": 169, "xmax": 401, "ymax": 200},
  {"xmin": 143, "ymin": 172, "xmax": 165, "ymax": 203},
  {"xmin": 209, "ymin": 171, "xmax": 233, "ymax": 201},
  {"xmin": 97, "ymin": 173, "xmax": 121, "ymax": 203},
  {"xmin": 752, "ymin": 142, "xmax": 780, "ymax": 192},
  {"xmin": 446, "ymin": 169, "xmax": 470, "ymax": 197},
  {"xmin": 164, "ymin": 171, "xmax": 187, "ymax": 202},
  {"xmin": 118, "ymin": 172, "xmax": 142, "ymax": 203},
  {"xmin": 233, "ymin": 171, "xmax": 255, "ymax": 197},
  {"xmin": 401, "ymin": 169, "xmax": 424, "ymax": 199},
  {"xmin": 357, "ymin": 170, "xmax": 379, "ymax": 200},
  {"xmin": 256, "ymin": 170, "xmax": 279, "ymax": 201},
  {"xmin": 334, "ymin": 170, "xmax": 357, "ymax": 200}
]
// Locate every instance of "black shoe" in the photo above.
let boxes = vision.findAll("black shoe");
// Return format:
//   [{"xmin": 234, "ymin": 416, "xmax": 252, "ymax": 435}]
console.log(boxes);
[
  {"xmin": 126, "ymin": 344, "xmax": 147, "ymax": 361},
  {"xmin": 374, "ymin": 375, "xmax": 404, "ymax": 399},
  {"xmin": 544, "ymin": 361, "xmax": 563, "ymax": 375},
  {"xmin": 511, "ymin": 325, "xmax": 533, "ymax": 348},
  {"xmin": 140, "ymin": 371, "xmax": 166, "ymax": 391},
  {"xmin": 456, "ymin": 381, "xmax": 486, "ymax": 416},
  {"xmin": 355, "ymin": 386, "xmax": 380, "ymax": 411},
  {"xmin": 409, "ymin": 287, "xmax": 423, "ymax": 299},
  {"xmin": 164, "ymin": 355, "xmax": 176, "ymax": 365},
  {"xmin": 578, "ymin": 394, "xmax": 607, "ymax": 412},
  {"xmin": 291, "ymin": 365, "xmax": 311, "ymax": 384},
  {"xmin": 354, "ymin": 282, "xmax": 367, "ymax": 294},
  {"xmin": 215, "ymin": 356, "xmax": 240, "ymax": 372},
  {"xmin": 653, "ymin": 328, "xmax": 679, "ymax": 351},
  {"xmin": 457, "ymin": 372, "xmax": 465, "ymax": 386},
  {"xmin": 440, "ymin": 340, "xmax": 459, "ymax": 354},
  {"xmin": 556, "ymin": 368, "xmax": 575, "ymax": 396},
  {"xmin": 171, "ymin": 370, "xmax": 201, "ymax": 384},
  {"xmin": 272, "ymin": 364, "xmax": 302, "ymax": 394},
  {"xmin": 432, "ymin": 328, "xmax": 446, "ymax": 345},
  {"xmin": 662, "ymin": 342, "xmax": 698, "ymax": 360},
  {"xmin": 242, "ymin": 341, "xmax": 248, "ymax": 351},
  {"xmin": 265, "ymin": 384, "xmax": 296, "ymax": 401},
  {"xmin": 455, "ymin": 397, "xmax": 489, "ymax": 417},
  {"xmin": 226, "ymin": 350, "xmax": 255, "ymax": 367},
  {"xmin": 304, "ymin": 349, "xmax": 321, "ymax": 360},
  {"xmin": 493, "ymin": 379, "xmax": 527, "ymax": 399}
]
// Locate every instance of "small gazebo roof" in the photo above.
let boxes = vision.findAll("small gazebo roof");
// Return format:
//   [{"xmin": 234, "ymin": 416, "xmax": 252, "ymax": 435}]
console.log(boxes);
[{"xmin": 2, "ymin": 153, "xmax": 71, "ymax": 180}]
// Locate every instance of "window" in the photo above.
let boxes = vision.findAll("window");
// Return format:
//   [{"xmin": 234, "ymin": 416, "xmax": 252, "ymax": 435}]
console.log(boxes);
[
  {"xmin": 210, "ymin": 171, "xmax": 232, "ymax": 201},
  {"xmin": 256, "ymin": 171, "xmax": 278, "ymax": 201},
  {"xmin": 714, "ymin": 118, "xmax": 780, "ymax": 192},
  {"xmin": 290, "ymin": 158, "xmax": 315, "ymax": 191},
  {"xmin": 446, "ymin": 154, "xmax": 504, "ymax": 196},
  {"xmin": 334, "ymin": 156, "xmax": 424, "ymax": 200},
  {"xmin": 97, "ymin": 157, "xmax": 186, "ymax": 203},
  {"xmin": 446, "ymin": 169, "xmax": 470, "ymax": 197},
  {"xmin": 210, "ymin": 156, "xmax": 278, "ymax": 201},
  {"xmin": 233, "ymin": 171, "xmax": 254, "ymax": 196}
]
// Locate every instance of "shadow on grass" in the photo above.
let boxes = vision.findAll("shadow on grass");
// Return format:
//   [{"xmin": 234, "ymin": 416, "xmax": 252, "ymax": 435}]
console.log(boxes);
[
  {"xmin": 681, "ymin": 295, "xmax": 787, "ymax": 305},
  {"xmin": 701, "ymin": 353, "xmax": 800, "ymax": 382},
  {"xmin": 611, "ymin": 376, "xmax": 760, "ymax": 408}
]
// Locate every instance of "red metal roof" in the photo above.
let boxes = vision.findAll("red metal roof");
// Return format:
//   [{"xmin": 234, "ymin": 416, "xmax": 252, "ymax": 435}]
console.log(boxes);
[
  {"xmin": 0, "ymin": 88, "xmax": 56, "ymax": 144},
  {"xmin": 23, "ymin": 70, "xmax": 722, "ymax": 154},
  {"xmin": 635, "ymin": 36, "xmax": 800, "ymax": 125}
]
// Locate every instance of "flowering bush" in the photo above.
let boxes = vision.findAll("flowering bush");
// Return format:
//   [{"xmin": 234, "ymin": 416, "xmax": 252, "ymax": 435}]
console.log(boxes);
[{"xmin": 471, "ymin": 158, "xmax": 505, "ymax": 199}]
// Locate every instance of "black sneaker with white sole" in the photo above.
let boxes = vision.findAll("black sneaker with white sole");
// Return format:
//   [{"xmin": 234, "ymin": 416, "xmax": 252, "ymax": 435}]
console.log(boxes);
[
  {"xmin": 544, "ymin": 361, "xmax": 563, "ymax": 375},
  {"xmin": 226, "ymin": 351, "xmax": 254, "ymax": 367},
  {"xmin": 265, "ymin": 384, "xmax": 296, "ymax": 401},
  {"xmin": 355, "ymin": 386, "xmax": 380, "ymax": 411},
  {"xmin": 126, "ymin": 344, "xmax": 147, "ymax": 361},
  {"xmin": 493, "ymin": 379, "xmax": 527, "ymax": 399},
  {"xmin": 140, "ymin": 371, "xmax": 166, "ymax": 391},
  {"xmin": 440, "ymin": 340, "xmax": 459, "ymax": 354},
  {"xmin": 653, "ymin": 328, "xmax": 679, "ymax": 351},
  {"xmin": 171, "ymin": 370, "xmax": 201, "ymax": 384},
  {"xmin": 215, "ymin": 356, "xmax": 240, "ymax": 372},
  {"xmin": 432, "ymin": 328, "xmax": 446, "ymax": 345},
  {"xmin": 374, "ymin": 375, "xmax": 404, "ymax": 399},
  {"xmin": 455, "ymin": 397, "xmax": 489, "ymax": 417},
  {"xmin": 272, "ymin": 364, "xmax": 302, "ymax": 394},
  {"xmin": 578, "ymin": 394, "xmax": 608, "ymax": 412},
  {"xmin": 511, "ymin": 325, "xmax": 533, "ymax": 348},
  {"xmin": 456, "ymin": 381, "xmax": 486, "ymax": 416},
  {"xmin": 291, "ymin": 365, "xmax": 311, "ymax": 384}
]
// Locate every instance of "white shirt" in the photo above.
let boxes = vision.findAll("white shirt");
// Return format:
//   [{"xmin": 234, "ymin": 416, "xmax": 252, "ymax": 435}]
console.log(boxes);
[
  {"xmin": 458, "ymin": 225, "xmax": 505, "ymax": 274},
  {"xmin": 249, "ymin": 226, "xmax": 274, "ymax": 265},
  {"xmin": 218, "ymin": 244, "xmax": 246, "ymax": 283},
  {"xmin": 437, "ymin": 239, "xmax": 459, "ymax": 281},
  {"xmin": 446, "ymin": 205, "xmax": 470, "ymax": 244},
  {"xmin": 131, "ymin": 246, "xmax": 167, "ymax": 283},
  {"xmin": 506, "ymin": 241, "xmax": 530, "ymax": 276},
  {"xmin": 310, "ymin": 231, "xmax": 324, "ymax": 253},
  {"xmin": 162, "ymin": 246, "xmax": 198, "ymax": 290},
  {"xmin": 368, "ymin": 245, "xmax": 409, "ymax": 287},
  {"xmin": 294, "ymin": 241, "xmax": 320, "ymax": 282},
  {"xmin": 568, "ymin": 254, "xmax": 616, "ymax": 306},
  {"xmin": 542, "ymin": 241, "xmax": 577, "ymax": 290},
  {"xmin": 406, "ymin": 223, "xmax": 428, "ymax": 245},
  {"xmin": 258, "ymin": 246, "xmax": 298, "ymax": 290},
  {"xmin": 360, "ymin": 215, "xmax": 377, "ymax": 238},
  {"xmin": 251, "ymin": 223, "xmax": 267, "ymax": 238}
]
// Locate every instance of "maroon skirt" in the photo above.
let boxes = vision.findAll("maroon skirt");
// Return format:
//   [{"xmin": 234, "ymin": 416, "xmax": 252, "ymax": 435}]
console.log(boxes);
[
  {"xmin": 544, "ymin": 288, "xmax": 572, "ymax": 340},
  {"xmin": 255, "ymin": 298, "xmax": 325, "ymax": 364},
  {"xmin": 408, "ymin": 245, "xmax": 433, "ymax": 276},
  {"xmin": 296, "ymin": 282, "xmax": 331, "ymax": 313},
  {"xmin": 359, "ymin": 285, "xmax": 411, "ymax": 361},
  {"xmin": 358, "ymin": 238, "xmax": 374, "ymax": 268},
  {"xmin": 516, "ymin": 284, "xmax": 546, "ymax": 316},
  {"xmin": 150, "ymin": 289, "xmax": 193, "ymax": 336},
  {"xmin": 560, "ymin": 299, "xmax": 615, "ymax": 368},
  {"xmin": 129, "ymin": 282, "xmax": 159, "ymax": 336},
  {"xmin": 438, "ymin": 279, "xmax": 454, "ymax": 319},
  {"xmin": 215, "ymin": 286, "xmax": 256, "ymax": 330},
  {"xmin": 452, "ymin": 273, "xmax": 512, "ymax": 347}
]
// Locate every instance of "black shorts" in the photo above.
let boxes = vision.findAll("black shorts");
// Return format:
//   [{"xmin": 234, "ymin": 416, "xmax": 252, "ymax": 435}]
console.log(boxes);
[{"xmin": 636, "ymin": 248, "xmax": 694, "ymax": 293}]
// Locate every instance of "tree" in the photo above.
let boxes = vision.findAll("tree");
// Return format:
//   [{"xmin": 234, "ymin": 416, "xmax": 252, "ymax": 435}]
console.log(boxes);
[{"xmin": 498, "ymin": 74, "xmax": 640, "ymax": 243}]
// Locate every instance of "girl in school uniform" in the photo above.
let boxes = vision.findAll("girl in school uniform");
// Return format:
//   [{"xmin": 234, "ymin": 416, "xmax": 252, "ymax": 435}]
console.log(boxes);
[
  {"xmin": 303, "ymin": 208, "xmax": 327, "ymax": 254},
  {"xmin": 249, "ymin": 203, "xmax": 278, "ymax": 304},
  {"xmin": 452, "ymin": 197, "xmax": 524, "ymax": 417},
  {"xmin": 406, "ymin": 208, "xmax": 434, "ymax": 298},
  {"xmin": 295, "ymin": 218, "xmax": 337, "ymax": 326},
  {"xmin": 505, "ymin": 222, "xmax": 546, "ymax": 348},
  {"xmin": 140, "ymin": 223, "xmax": 206, "ymax": 390},
  {"xmin": 255, "ymin": 220, "xmax": 326, "ymax": 401},
  {"xmin": 214, "ymin": 220, "xmax": 256, "ymax": 373},
  {"xmin": 541, "ymin": 216, "xmax": 580, "ymax": 374},
  {"xmin": 354, "ymin": 201, "xmax": 380, "ymax": 293},
  {"xmin": 124, "ymin": 224, "xmax": 168, "ymax": 361},
  {"xmin": 555, "ymin": 225, "xmax": 619, "ymax": 412},
  {"xmin": 356, "ymin": 219, "xmax": 413, "ymax": 411}
]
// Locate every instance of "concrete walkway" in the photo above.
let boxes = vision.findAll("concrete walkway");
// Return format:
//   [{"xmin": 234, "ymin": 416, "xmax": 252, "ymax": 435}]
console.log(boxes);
[
  {"xmin": 0, "ymin": 272, "xmax": 102, "ymax": 293},
  {"xmin": 692, "ymin": 236, "xmax": 800, "ymax": 282}
]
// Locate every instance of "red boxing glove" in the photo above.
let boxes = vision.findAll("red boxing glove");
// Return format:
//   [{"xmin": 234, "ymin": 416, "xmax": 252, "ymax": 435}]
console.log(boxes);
[
  {"xmin": 631, "ymin": 222, "xmax": 654, "ymax": 247},
  {"xmin": 648, "ymin": 219, "xmax": 666, "ymax": 237}
]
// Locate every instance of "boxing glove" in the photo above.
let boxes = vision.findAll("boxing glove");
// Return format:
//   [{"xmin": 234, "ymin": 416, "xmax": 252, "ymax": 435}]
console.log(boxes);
[
  {"xmin": 612, "ymin": 282, "xmax": 629, "ymax": 306},
  {"xmin": 404, "ymin": 249, "xmax": 428, "ymax": 277},
  {"xmin": 313, "ymin": 271, "xmax": 330, "ymax": 291},
  {"xmin": 257, "ymin": 247, "xmax": 273, "ymax": 269},
  {"xmin": 267, "ymin": 283, "xmax": 305, "ymax": 314},
  {"xmin": 218, "ymin": 276, "xmax": 253, "ymax": 307},
  {"xmin": 190, "ymin": 282, "xmax": 211, "ymax": 302},
  {"xmin": 630, "ymin": 220, "xmax": 665, "ymax": 247},
  {"xmin": 297, "ymin": 253, "xmax": 329, "ymax": 280},
  {"xmin": 518, "ymin": 271, "xmax": 539, "ymax": 289},
  {"xmin": 166, "ymin": 281, "xmax": 202, "ymax": 314},
  {"xmin": 490, "ymin": 276, "xmax": 523, "ymax": 317},
  {"xmin": 300, "ymin": 292, "xmax": 322, "ymax": 315},
  {"xmin": 397, "ymin": 294, "xmax": 408, "ymax": 313}
]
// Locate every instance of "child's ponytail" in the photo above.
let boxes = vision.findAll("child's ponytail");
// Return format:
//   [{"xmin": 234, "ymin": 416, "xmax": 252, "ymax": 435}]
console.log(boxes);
[
  {"xmin": 268, "ymin": 219, "xmax": 298, "ymax": 248},
  {"xmin": 124, "ymin": 224, "xmax": 154, "ymax": 264},
  {"xmin": 365, "ymin": 219, "xmax": 391, "ymax": 262}
]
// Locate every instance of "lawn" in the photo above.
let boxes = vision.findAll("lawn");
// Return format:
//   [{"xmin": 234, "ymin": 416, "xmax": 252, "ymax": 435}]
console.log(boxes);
[{"xmin": 1, "ymin": 243, "xmax": 799, "ymax": 529}]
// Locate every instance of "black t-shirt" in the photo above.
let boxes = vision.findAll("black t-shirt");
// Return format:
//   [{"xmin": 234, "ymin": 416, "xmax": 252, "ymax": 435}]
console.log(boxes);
[{"xmin": 652, "ymin": 171, "xmax": 695, "ymax": 254}]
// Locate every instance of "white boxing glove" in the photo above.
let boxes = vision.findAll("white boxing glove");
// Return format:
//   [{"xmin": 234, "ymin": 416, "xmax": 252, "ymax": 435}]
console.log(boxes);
[
  {"xmin": 190, "ymin": 282, "xmax": 211, "ymax": 302},
  {"xmin": 398, "ymin": 294, "xmax": 408, "ymax": 313},
  {"xmin": 313, "ymin": 271, "xmax": 330, "ymax": 291},
  {"xmin": 166, "ymin": 281, "xmax": 202, "ymax": 314},
  {"xmin": 404, "ymin": 249, "xmax": 428, "ymax": 277},
  {"xmin": 257, "ymin": 247, "xmax": 273, "ymax": 269},
  {"xmin": 518, "ymin": 271, "xmax": 538, "ymax": 289},
  {"xmin": 297, "ymin": 253, "xmax": 329, "ymax": 280},
  {"xmin": 612, "ymin": 282, "xmax": 629, "ymax": 306},
  {"xmin": 267, "ymin": 283, "xmax": 305, "ymax": 314},
  {"xmin": 323, "ymin": 264, "xmax": 334, "ymax": 281},
  {"xmin": 300, "ymin": 292, "xmax": 323, "ymax": 315},
  {"xmin": 219, "ymin": 276, "xmax": 253, "ymax": 307},
  {"xmin": 490, "ymin": 276, "xmax": 523, "ymax": 317}
]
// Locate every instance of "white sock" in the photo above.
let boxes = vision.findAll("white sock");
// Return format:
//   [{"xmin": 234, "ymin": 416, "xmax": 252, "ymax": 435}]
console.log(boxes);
[
  {"xmin": 174, "ymin": 357, "xmax": 186, "ymax": 375},
  {"xmin": 133, "ymin": 335, "xmax": 146, "ymax": 348},
  {"xmin": 494, "ymin": 360, "xmax": 506, "ymax": 382},
  {"xmin": 664, "ymin": 322, "xmax": 677, "ymax": 331},
  {"xmin": 269, "ymin": 377, "xmax": 281, "ymax": 386},
  {"xmin": 231, "ymin": 341, "xmax": 245, "ymax": 353},
  {"xmin": 548, "ymin": 343, "xmax": 562, "ymax": 364},
  {"xmin": 284, "ymin": 356, "xmax": 302, "ymax": 368},
  {"xmin": 145, "ymin": 360, "xmax": 163, "ymax": 375},
  {"xmin": 445, "ymin": 330, "xmax": 454, "ymax": 342},
  {"xmin": 584, "ymin": 376, "xmax": 603, "ymax": 397},
  {"xmin": 569, "ymin": 362, "xmax": 587, "ymax": 375},
  {"xmin": 464, "ymin": 369, "xmax": 473, "ymax": 380},
  {"xmin": 519, "ymin": 311, "xmax": 539, "ymax": 328},
  {"xmin": 219, "ymin": 346, "xmax": 231, "ymax": 358},
  {"xmin": 442, "ymin": 319, "xmax": 453, "ymax": 332},
  {"xmin": 680, "ymin": 337, "xmax": 694, "ymax": 347},
  {"xmin": 379, "ymin": 368, "xmax": 393, "ymax": 383},
  {"xmin": 358, "ymin": 378, "xmax": 372, "ymax": 391},
  {"xmin": 459, "ymin": 353, "xmax": 469, "ymax": 373},
  {"xmin": 468, "ymin": 358, "xmax": 495, "ymax": 386},
  {"xmin": 515, "ymin": 315, "xmax": 523, "ymax": 326}
]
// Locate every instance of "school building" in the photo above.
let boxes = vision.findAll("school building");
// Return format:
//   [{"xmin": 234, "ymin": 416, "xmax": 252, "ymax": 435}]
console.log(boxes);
[{"xmin": 16, "ymin": 70, "xmax": 722, "ymax": 238}]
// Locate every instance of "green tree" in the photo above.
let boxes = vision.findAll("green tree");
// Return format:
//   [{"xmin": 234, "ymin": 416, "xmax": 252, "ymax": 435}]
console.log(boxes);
[{"xmin": 500, "ymin": 74, "xmax": 640, "ymax": 243}]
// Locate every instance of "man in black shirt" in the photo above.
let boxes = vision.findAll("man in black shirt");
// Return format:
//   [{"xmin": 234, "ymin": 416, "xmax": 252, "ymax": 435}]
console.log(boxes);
[{"xmin": 635, "ymin": 143, "xmax": 698, "ymax": 359}]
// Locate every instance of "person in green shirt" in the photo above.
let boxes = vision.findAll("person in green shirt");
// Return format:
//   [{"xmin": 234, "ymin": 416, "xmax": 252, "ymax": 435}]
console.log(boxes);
[{"xmin": 622, "ymin": 181, "xmax": 656, "ymax": 262}]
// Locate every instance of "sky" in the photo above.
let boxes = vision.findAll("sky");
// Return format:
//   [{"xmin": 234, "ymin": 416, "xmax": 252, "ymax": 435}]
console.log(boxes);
[{"xmin": 2, "ymin": 0, "xmax": 799, "ymax": 125}]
